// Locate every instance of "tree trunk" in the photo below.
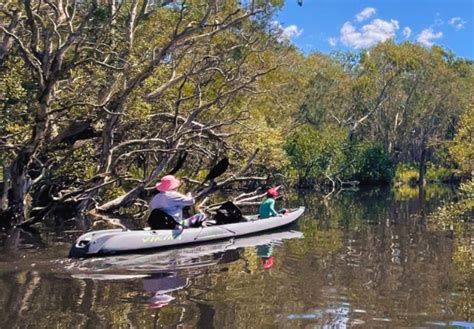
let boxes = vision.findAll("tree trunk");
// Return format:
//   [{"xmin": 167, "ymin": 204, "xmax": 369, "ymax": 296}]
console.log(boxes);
[
  {"xmin": 418, "ymin": 183, "xmax": 426, "ymax": 219},
  {"xmin": 7, "ymin": 101, "xmax": 51, "ymax": 223},
  {"xmin": 1, "ymin": 164, "xmax": 10, "ymax": 210},
  {"xmin": 418, "ymin": 146, "xmax": 427, "ymax": 187},
  {"xmin": 97, "ymin": 184, "xmax": 145, "ymax": 212},
  {"xmin": 8, "ymin": 148, "xmax": 33, "ymax": 222},
  {"xmin": 97, "ymin": 156, "xmax": 171, "ymax": 212}
]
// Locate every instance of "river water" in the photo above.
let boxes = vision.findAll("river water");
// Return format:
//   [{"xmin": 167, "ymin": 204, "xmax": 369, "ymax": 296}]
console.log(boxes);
[{"xmin": 0, "ymin": 186, "xmax": 472, "ymax": 328}]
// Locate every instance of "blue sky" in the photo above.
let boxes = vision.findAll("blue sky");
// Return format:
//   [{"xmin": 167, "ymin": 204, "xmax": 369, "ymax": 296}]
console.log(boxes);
[{"xmin": 276, "ymin": 0, "xmax": 473, "ymax": 59}]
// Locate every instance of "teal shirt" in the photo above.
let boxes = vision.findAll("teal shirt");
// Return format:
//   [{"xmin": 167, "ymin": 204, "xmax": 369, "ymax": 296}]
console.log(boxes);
[{"xmin": 259, "ymin": 198, "xmax": 278, "ymax": 219}]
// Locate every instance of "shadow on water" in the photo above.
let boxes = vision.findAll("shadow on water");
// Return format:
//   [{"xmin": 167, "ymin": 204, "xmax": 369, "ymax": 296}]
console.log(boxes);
[{"xmin": 0, "ymin": 185, "xmax": 473, "ymax": 328}]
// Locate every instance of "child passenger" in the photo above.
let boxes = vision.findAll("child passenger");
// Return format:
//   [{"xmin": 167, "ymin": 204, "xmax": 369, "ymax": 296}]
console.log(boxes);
[{"xmin": 259, "ymin": 187, "xmax": 285, "ymax": 219}]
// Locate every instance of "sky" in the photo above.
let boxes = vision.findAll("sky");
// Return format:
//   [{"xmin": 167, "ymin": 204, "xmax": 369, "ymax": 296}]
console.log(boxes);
[{"xmin": 275, "ymin": 0, "xmax": 474, "ymax": 59}]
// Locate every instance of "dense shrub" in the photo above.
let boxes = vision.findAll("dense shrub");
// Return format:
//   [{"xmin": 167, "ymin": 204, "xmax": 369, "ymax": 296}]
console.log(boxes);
[
  {"xmin": 285, "ymin": 126, "xmax": 395, "ymax": 186},
  {"xmin": 350, "ymin": 142, "xmax": 394, "ymax": 184},
  {"xmin": 284, "ymin": 124, "xmax": 348, "ymax": 186}
]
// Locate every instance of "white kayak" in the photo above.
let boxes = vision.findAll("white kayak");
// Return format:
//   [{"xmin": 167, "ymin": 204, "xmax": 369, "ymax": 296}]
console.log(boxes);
[
  {"xmin": 69, "ymin": 207, "xmax": 305, "ymax": 258},
  {"xmin": 70, "ymin": 229, "xmax": 304, "ymax": 274}
]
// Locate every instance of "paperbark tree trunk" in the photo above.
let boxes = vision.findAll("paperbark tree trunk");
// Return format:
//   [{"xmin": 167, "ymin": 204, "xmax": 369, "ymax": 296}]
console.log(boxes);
[
  {"xmin": 7, "ymin": 100, "xmax": 50, "ymax": 223},
  {"xmin": 418, "ymin": 142, "xmax": 427, "ymax": 187}
]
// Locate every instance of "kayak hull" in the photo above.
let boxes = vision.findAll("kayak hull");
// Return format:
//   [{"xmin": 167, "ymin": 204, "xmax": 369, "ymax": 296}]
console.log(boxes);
[{"xmin": 69, "ymin": 207, "xmax": 304, "ymax": 258}]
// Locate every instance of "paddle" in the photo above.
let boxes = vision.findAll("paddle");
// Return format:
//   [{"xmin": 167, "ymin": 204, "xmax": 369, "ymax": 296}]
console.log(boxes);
[
  {"xmin": 204, "ymin": 157, "xmax": 229, "ymax": 181},
  {"xmin": 183, "ymin": 157, "xmax": 229, "ymax": 219},
  {"xmin": 193, "ymin": 157, "xmax": 229, "ymax": 194},
  {"xmin": 166, "ymin": 151, "xmax": 188, "ymax": 175},
  {"xmin": 148, "ymin": 152, "xmax": 188, "ymax": 197},
  {"xmin": 166, "ymin": 152, "xmax": 228, "ymax": 182},
  {"xmin": 151, "ymin": 155, "xmax": 228, "ymax": 195}
]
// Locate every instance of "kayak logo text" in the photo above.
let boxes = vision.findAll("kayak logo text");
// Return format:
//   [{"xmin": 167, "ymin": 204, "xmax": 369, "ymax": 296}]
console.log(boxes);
[{"xmin": 142, "ymin": 235, "xmax": 183, "ymax": 243}]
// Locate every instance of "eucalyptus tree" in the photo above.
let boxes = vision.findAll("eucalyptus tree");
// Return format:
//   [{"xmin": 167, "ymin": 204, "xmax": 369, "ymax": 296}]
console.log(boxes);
[
  {"xmin": 296, "ymin": 42, "xmax": 473, "ymax": 186},
  {"xmin": 294, "ymin": 49, "xmax": 400, "ymax": 187},
  {"xmin": 370, "ymin": 44, "xmax": 472, "ymax": 184},
  {"xmin": 0, "ymin": 0, "xmax": 292, "ymax": 223}
]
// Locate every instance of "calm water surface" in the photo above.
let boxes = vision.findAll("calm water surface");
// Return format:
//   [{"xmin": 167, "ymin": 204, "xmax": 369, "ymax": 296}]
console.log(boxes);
[{"xmin": 0, "ymin": 186, "xmax": 472, "ymax": 328}]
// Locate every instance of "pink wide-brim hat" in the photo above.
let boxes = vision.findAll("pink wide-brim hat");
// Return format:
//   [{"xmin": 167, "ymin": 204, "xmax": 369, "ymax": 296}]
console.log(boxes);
[
  {"xmin": 155, "ymin": 175, "xmax": 181, "ymax": 192},
  {"xmin": 148, "ymin": 294, "xmax": 174, "ymax": 309}
]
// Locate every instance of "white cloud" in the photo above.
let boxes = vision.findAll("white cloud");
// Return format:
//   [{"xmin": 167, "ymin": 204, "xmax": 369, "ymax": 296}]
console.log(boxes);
[
  {"xmin": 328, "ymin": 37, "xmax": 338, "ymax": 46},
  {"xmin": 448, "ymin": 17, "xmax": 467, "ymax": 30},
  {"xmin": 403, "ymin": 27, "xmax": 412, "ymax": 39},
  {"xmin": 416, "ymin": 28, "xmax": 443, "ymax": 47},
  {"xmin": 356, "ymin": 7, "xmax": 376, "ymax": 22},
  {"xmin": 272, "ymin": 21, "xmax": 303, "ymax": 41},
  {"xmin": 281, "ymin": 24, "xmax": 303, "ymax": 39},
  {"xmin": 340, "ymin": 19, "xmax": 399, "ymax": 49}
]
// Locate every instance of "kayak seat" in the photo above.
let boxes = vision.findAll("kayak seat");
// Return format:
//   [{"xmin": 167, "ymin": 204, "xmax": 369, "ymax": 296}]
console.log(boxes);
[
  {"xmin": 148, "ymin": 208, "xmax": 180, "ymax": 230},
  {"xmin": 213, "ymin": 201, "xmax": 245, "ymax": 225}
]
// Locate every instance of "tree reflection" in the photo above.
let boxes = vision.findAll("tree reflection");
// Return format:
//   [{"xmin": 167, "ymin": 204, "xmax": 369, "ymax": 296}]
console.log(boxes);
[{"xmin": 0, "ymin": 188, "xmax": 472, "ymax": 328}]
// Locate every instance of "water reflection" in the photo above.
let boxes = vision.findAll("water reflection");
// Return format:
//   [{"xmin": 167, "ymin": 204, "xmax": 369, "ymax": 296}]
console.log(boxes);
[
  {"xmin": 0, "ymin": 187, "xmax": 472, "ymax": 328},
  {"xmin": 68, "ymin": 229, "xmax": 302, "ymax": 273},
  {"xmin": 287, "ymin": 303, "xmax": 353, "ymax": 327},
  {"xmin": 144, "ymin": 272, "xmax": 188, "ymax": 309},
  {"xmin": 1, "ymin": 227, "xmax": 45, "ymax": 254},
  {"xmin": 256, "ymin": 244, "xmax": 274, "ymax": 269}
]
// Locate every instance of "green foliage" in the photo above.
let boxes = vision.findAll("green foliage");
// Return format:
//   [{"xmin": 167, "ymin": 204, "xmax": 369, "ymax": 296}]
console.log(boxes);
[
  {"xmin": 449, "ymin": 106, "xmax": 474, "ymax": 174},
  {"xmin": 296, "ymin": 42, "xmax": 473, "ymax": 191},
  {"xmin": 284, "ymin": 124, "xmax": 348, "ymax": 184},
  {"xmin": 425, "ymin": 163, "xmax": 454, "ymax": 182},
  {"xmin": 286, "ymin": 128, "xmax": 394, "ymax": 185},
  {"xmin": 1, "ymin": 0, "xmax": 308, "ymax": 216},
  {"xmin": 394, "ymin": 163, "xmax": 419, "ymax": 185},
  {"xmin": 2, "ymin": 0, "xmax": 473, "ymax": 217},
  {"xmin": 350, "ymin": 141, "xmax": 394, "ymax": 184},
  {"xmin": 395, "ymin": 162, "xmax": 455, "ymax": 185},
  {"xmin": 431, "ymin": 179, "xmax": 474, "ymax": 229},
  {"xmin": 50, "ymin": 143, "xmax": 98, "ymax": 184},
  {"xmin": 393, "ymin": 184, "xmax": 452, "ymax": 201}
]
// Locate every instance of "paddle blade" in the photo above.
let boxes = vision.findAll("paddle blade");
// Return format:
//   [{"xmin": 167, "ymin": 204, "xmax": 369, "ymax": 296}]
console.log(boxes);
[
  {"xmin": 205, "ymin": 157, "xmax": 229, "ymax": 181},
  {"xmin": 167, "ymin": 151, "xmax": 188, "ymax": 175}
]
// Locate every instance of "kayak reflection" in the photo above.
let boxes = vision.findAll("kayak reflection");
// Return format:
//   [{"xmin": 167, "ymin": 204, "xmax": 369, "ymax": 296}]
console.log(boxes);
[
  {"xmin": 73, "ymin": 229, "xmax": 303, "ymax": 272},
  {"xmin": 144, "ymin": 272, "xmax": 188, "ymax": 309},
  {"xmin": 66, "ymin": 229, "xmax": 304, "ymax": 322}
]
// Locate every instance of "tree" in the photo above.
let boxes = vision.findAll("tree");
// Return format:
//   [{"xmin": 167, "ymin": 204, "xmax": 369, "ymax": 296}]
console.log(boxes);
[
  {"xmin": 0, "ymin": 0, "xmax": 296, "ymax": 223},
  {"xmin": 449, "ymin": 105, "xmax": 474, "ymax": 175},
  {"xmin": 285, "ymin": 124, "xmax": 348, "ymax": 188},
  {"xmin": 295, "ymin": 42, "xmax": 473, "ymax": 187}
]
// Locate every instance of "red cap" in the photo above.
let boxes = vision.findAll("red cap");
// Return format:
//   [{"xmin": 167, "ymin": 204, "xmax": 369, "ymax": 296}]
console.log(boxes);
[
  {"xmin": 266, "ymin": 188, "xmax": 278, "ymax": 198},
  {"xmin": 262, "ymin": 257, "xmax": 274, "ymax": 269}
]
